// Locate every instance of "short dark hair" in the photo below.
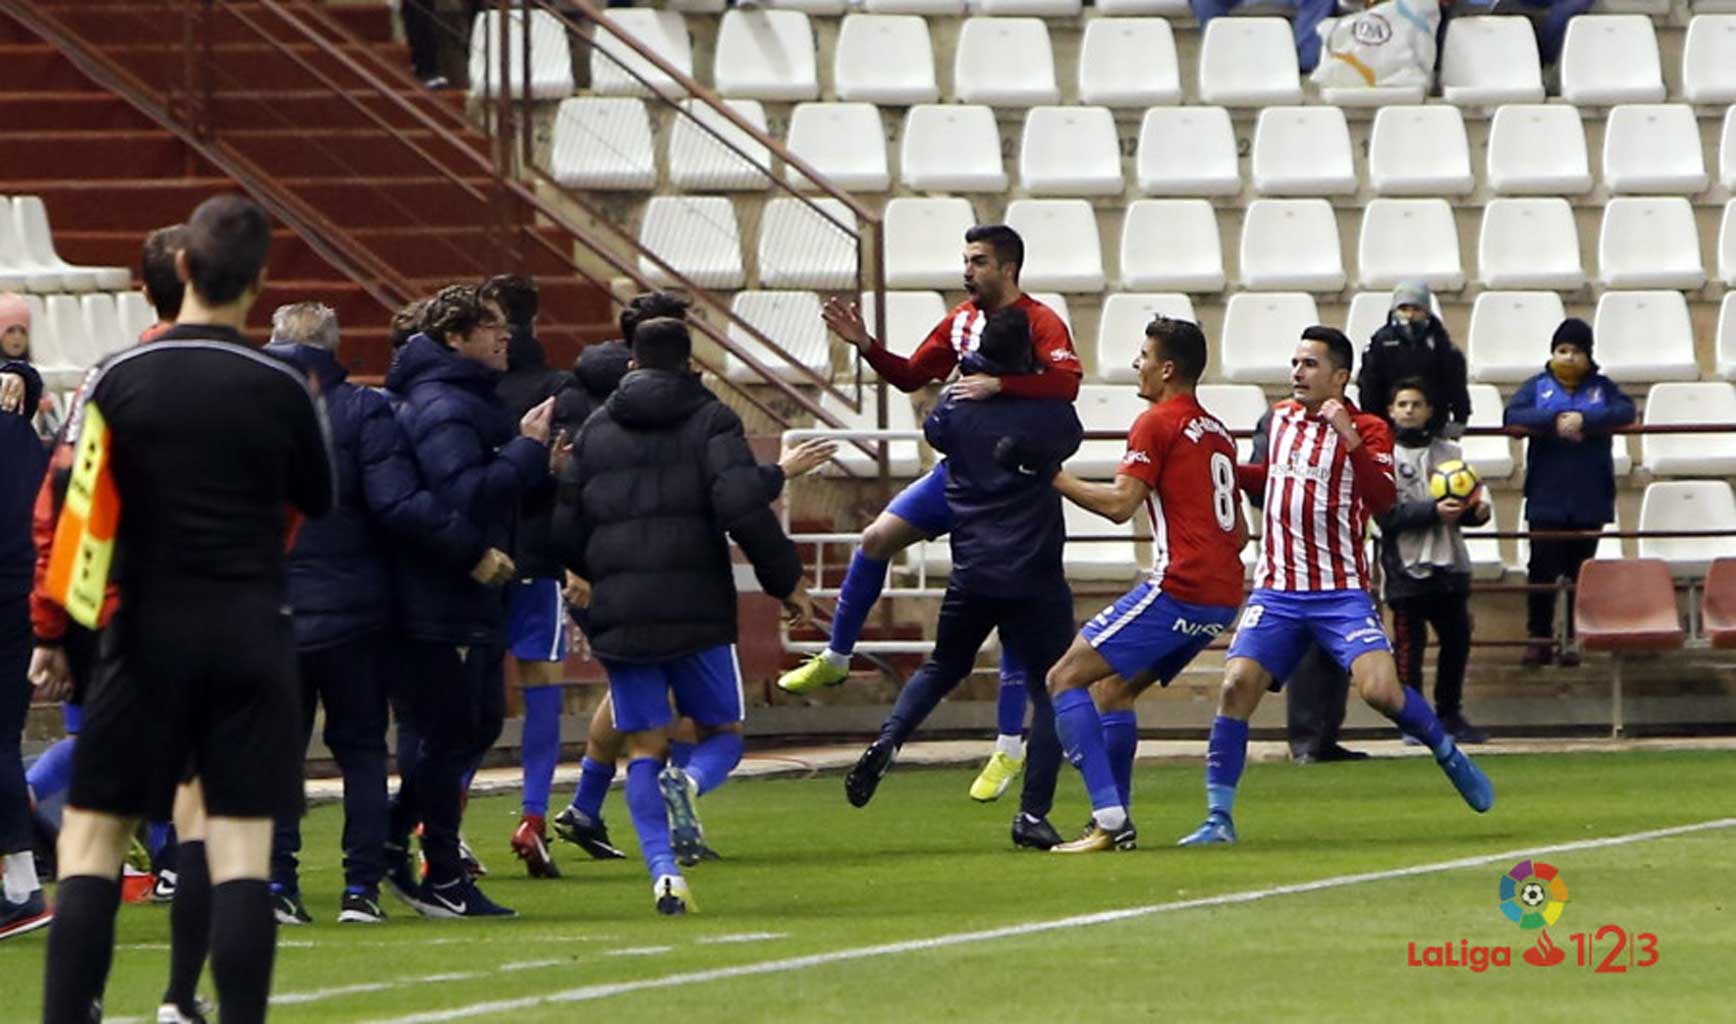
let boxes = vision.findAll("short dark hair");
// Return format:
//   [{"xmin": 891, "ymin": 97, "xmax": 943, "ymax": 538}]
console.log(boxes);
[
  {"xmin": 974, "ymin": 306, "xmax": 1035, "ymax": 375},
  {"xmin": 389, "ymin": 297, "xmax": 429, "ymax": 349},
  {"xmin": 963, "ymin": 224, "xmax": 1024, "ymax": 281},
  {"xmin": 619, "ymin": 291, "xmax": 689, "ymax": 344},
  {"xmin": 1300, "ymin": 325, "xmax": 1355, "ymax": 374},
  {"xmin": 1146, "ymin": 317, "xmax": 1208, "ymax": 384},
  {"xmin": 632, "ymin": 316, "xmax": 691, "ymax": 371},
  {"xmin": 479, "ymin": 274, "xmax": 538, "ymax": 327},
  {"xmin": 421, "ymin": 284, "xmax": 490, "ymax": 346},
  {"xmin": 1389, "ymin": 376, "xmax": 1432, "ymax": 407},
  {"xmin": 182, "ymin": 195, "xmax": 271, "ymax": 306},
  {"xmin": 140, "ymin": 224, "xmax": 187, "ymax": 321}
]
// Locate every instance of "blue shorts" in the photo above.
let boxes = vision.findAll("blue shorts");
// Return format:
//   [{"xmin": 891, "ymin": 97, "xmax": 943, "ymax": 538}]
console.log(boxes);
[
  {"xmin": 507, "ymin": 577, "xmax": 569, "ymax": 663},
  {"xmin": 63, "ymin": 702, "xmax": 83, "ymax": 734},
  {"xmin": 1081, "ymin": 581, "xmax": 1239, "ymax": 686},
  {"xmin": 1225, "ymin": 588, "xmax": 1393, "ymax": 683},
  {"xmin": 603, "ymin": 644, "xmax": 744, "ymax": 734},
  {"xmin": 885, "ymin": 461, "xmax": 953, "ymax": 538}
]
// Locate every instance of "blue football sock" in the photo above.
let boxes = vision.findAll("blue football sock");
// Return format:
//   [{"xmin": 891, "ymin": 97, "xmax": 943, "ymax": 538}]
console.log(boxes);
[
  {"xmin": 570, "ymin": 757, "xmax": 615, "ymax": 821},
  {"xmin": 995, "ymin": 653, "xmax": 1028, "ymax": 739},
  {"xmin": 827, "ymin": 550, "xmax": 889, "ymax": 657},
  {"xmin": 624, "ymin": 757, "xmax": 677, "ymax": 880},
  {"xmin": 147, "ymin": 822, "xmax": 174, "ymax": 861},
  {"xmin": 685, "ymin": 732, "xmax": 743, "ymax": 797},
  {"xmin": 669, "ymin": 741, "xmax": 695, "ymax": 769},
  {"xmin": 1100, "ymin": 710, "xmax": 1138, "ymax": 811},
  {"xmin": 1053, "ymin": 689, "xmax": 1122, "ymax": 817},
  {"xmin": 1392, "ymin": 686, "xmax": 1455, "ymax": 759},
  {"xmin": 1204, "ymin": 716, "xmax": 1250, "ymax": 819},
  {"xmin": 519, "ymin": 685, "xmax": 563, "ymax": 818},
  {"xmin": 26, "ymin": 737, "xmax": 77, "ymax": 803}
]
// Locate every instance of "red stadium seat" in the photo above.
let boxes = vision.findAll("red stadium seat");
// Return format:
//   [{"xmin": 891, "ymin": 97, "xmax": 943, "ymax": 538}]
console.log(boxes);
[
  {"xmin": 1701, "ymin": 558, "xmax": 1736, "ymax": 650},
  {"xmin": 1574, "ymin": 558, "xmax": 1685, "ymax": 736}
]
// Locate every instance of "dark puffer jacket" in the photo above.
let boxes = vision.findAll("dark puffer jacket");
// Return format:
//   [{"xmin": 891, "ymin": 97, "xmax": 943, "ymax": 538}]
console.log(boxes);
[
  {"xmin": 553, "ymin": 340, "xmax": 632, "ymax": 439},
  {"xmin": 495, "ymin": 327, "xmax": 571, "ymax": 580},
  {"xmin": 1356, "ymin": 315, "xmax": 1472, "ymax": 434},
  {"xmin": 1, "ymin": 359, "xmax": 46, "ymax": 600},
  {"xmin": 387, "ymin": 333, "xmax": 550, "ymax": 644},
  {"xmin": 268, "ymin": 342, "xmax": 485, "ymax": 651},
  {"xmin": 553, "ymin": 368, "xmax": 800, "ymax": 663}
]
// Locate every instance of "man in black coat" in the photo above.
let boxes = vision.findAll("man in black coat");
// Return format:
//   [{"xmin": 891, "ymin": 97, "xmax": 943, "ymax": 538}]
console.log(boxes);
[
  {"xmin": 1355, "ymin": 281, "xmax": 1471, "ymax": 437},
  {"xmin": 553, "ymin": 317, "xmax": 809, "ymax": 916}
]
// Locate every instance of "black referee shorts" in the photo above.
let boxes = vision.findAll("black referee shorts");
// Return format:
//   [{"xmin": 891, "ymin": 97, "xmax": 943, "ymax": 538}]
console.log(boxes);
[{"xmin": 69, "ymin": 582, "xmax": 304, "ymax": 821}]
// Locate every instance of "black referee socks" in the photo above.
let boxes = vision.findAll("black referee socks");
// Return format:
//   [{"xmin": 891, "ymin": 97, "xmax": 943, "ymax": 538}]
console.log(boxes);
[
  {"xmin": 163, "ymin": 840, "xmax": 211, "ymax": 1013},
  {"xmin": 208, "ymin": 879, "xmax": 278, "ymax": 1024},
  {"xmin": 42, "ymin": 874, "xmax": 120, "ymax": 1024}
]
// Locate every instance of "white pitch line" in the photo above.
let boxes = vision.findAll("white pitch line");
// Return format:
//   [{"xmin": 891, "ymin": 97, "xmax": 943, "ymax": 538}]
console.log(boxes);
[
  {"xmin": 500, "ymin": 959, "xmax": 568, "ymax": 972},
  {"xmin": 364, "ymin": 816, "xmax": 1736, "ymax": 1024},
  {"xmin": 696, "ymin": 932, "xmax": 788, "ymax": 945},
  {"xmin": 605, "ymin": 946, "xmax": 674, "ymax": 957}
]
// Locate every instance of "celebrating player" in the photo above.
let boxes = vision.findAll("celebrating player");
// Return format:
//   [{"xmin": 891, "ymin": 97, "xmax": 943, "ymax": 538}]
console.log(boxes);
[
  {"xmin": 1178, "ymin": 327, "xmax": 1494, "ymax": 847},
  {"xmin": 1042, "ymin": 318, "xmax": 1248, "ymax": 853}
]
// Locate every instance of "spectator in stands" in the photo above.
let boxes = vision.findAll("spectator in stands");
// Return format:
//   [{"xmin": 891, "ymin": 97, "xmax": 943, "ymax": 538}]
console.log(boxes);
[
  {"xmin": 1503, "ymin": 318, "xmax": 1635, "ymax": 668},
  {"xmin": 1379, "ymin": 378, "xmax": 1490, "ymax": 743},
  {"xmin": 1357, "ymin": 282, "xmax": 1470, "ymax": 438},
  {"xmin": 1192, "ymin": 0, "xmax": 1338, "ymax": 73},
  {"xmin": 384, "ymin": 283, "xmax": 553, "ymax": 918},
  {"xmin": 401, "ymin": 0, "xmax": 482, "ymax": 90},
  {"xmin": 1311, "ymin": 0, "xmax": 1443, "ymax": 93},
  {"xmin": 0, "ymin": 292, "xmax": 58, "ymax": 442},
  {"xmin": 265, "ymin": 302, "xmax": 492, "ymax": 926},
  {"xmin": 139, "ymin": 224, "xmax": 189, "ymax": 343}
]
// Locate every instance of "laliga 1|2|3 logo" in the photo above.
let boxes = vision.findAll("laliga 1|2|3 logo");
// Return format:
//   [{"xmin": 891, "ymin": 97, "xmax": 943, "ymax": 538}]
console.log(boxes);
[{"xmin": 1407, "ymin": 860, "xmax": 1661, "ymax": 973}]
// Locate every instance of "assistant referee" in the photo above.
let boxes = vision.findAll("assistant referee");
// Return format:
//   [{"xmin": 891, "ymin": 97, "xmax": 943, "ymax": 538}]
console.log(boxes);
[{"xmin": 40, "ymin": 195, "xmax": 334, "ymax": 1024}]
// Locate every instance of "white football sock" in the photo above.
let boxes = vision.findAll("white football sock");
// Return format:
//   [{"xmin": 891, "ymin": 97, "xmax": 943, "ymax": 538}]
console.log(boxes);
[
  {"xmin": 1092, "ymin": 807, "xmax": 1128, "ymax": 832},
  {"xmin": 3, "ymin": 851, "xmax": 39, "ymax": 902},
  {"xmin": 994, "ymin": 734, "xmax": 1024, "ymax": 759},
  {"xmin": 821, "ymin": 649, "xmax": 850, "ymax": 671}
]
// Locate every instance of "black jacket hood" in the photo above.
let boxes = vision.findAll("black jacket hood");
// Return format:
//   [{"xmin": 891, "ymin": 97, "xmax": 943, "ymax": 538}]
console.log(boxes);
[{"xmin": 605, "ymin": 368, "xmax": 712, "ymax": 429}]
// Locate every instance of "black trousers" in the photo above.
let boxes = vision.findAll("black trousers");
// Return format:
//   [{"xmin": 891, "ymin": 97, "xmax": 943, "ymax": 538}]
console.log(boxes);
[
  {"xmin": 388, "ymin": 640, "xmax": 504, "ymax": 884},
  {"xmin": 0, "ymin": 596, "xmax": 32, "ymax": 856},
  {"xmin": 1390, "ymin": 591, "xmax": 1473, "ymax": 719},
  {"xmin": 1283, "ymin": 642, "xmax": 1350, "ymax": 759},
  {"xmin": 271, "ymin": 632, "xmax": 391, "ymax": 893},
  {"xmin": 881, "ymin": 584, "xmax": 1073, "ymax": 820},
  {"xmin": 401, "ymin": 0, "xmax": 484, "ymax": 79},
  {"xmin": 1526, "ymin": 521, "xmax": 1601, "ymax": 640}
]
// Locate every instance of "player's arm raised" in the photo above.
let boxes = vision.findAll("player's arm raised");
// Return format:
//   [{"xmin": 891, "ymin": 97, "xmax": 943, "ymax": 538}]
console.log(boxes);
[
  {"xmin": 1052, "ymin": 471, "xmax": 1148, "ymax": 525},
  {"xmin": 823, "ymin": 296, "xmax": 955, "ymax": 393},
  {"xmin": 1321, "ymin": 399, "xmax": 1398, "ymax": 515}
]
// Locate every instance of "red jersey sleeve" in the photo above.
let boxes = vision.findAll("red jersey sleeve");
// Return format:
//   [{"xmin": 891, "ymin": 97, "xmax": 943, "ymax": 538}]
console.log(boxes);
[
  {"xmin": 999, "ymin": 299, "xmax": 1082, "ymax": 401},
  {"xmin": 1349, "ymin": 412, "xmax": 1397, "ymax": 515},
  {"xmin": 1116, "ymin": 405, "xmax": 1170, "ymax": 489},
  {"xmin": 862, "ymin": 317, "xmax": 959, "ymax": 392}
]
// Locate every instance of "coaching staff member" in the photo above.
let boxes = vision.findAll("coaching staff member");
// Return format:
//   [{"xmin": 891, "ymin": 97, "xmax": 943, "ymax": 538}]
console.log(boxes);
[{"xmin": 40, "ymin": 195, "xmax": 334, "ymax": 1024}]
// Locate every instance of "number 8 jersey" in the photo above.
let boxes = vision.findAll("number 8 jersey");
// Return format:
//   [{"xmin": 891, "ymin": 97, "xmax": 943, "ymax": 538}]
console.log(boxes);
[{"xmin": 1116, "ymin": 393, "xmax": 1247, "ymax": 609}]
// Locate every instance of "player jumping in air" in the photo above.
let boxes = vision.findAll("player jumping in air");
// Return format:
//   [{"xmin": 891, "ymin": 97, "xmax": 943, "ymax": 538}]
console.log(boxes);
[{"xmin": 1178, "ymin": 327, "xmax": 1493, "ymax": 847}]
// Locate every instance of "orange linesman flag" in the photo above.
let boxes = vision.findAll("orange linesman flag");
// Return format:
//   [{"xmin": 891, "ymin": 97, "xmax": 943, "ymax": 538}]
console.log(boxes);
[{"xmin": 45, "ymin": 400, "xmax": 120, "ymax": 629}]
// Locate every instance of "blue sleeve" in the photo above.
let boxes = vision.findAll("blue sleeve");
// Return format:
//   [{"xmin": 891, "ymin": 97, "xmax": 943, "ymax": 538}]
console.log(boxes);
[
  {"xmin": 1503, "ymin": 376, "xmax": 1554, "ymax": 432},
  {"xmin": 412, "ymin": 396, "xmax": 546, "ymax": 522},
  {"xmin": 922, "ymin": 397, "xmax": 954, "ymax": 454},
  {"xmin": 1582, "ymin": 377, "xmax": 1637, "ymax": 433},
  {"xmin": 357, "ymin": 391, "xmax": 485, "ymax": 571}
]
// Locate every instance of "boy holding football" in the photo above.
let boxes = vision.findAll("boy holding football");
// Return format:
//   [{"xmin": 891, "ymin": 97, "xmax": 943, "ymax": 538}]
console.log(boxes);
[{"xmin": 1378, "ymin": 379, "xmax": 1490, "ymax": 744}]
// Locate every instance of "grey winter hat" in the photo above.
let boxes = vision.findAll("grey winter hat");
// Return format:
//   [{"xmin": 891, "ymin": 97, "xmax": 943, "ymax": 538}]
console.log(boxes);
[{"xmin": 1390, "ymin": 280, "xmax": 1432, "ymax": 311}]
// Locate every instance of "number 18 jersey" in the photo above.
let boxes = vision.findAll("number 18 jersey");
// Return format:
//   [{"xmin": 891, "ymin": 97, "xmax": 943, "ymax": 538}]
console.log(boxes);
[{"xmin": 1115, "ymin": 393, "xmax": 1246, "ymax": 609}]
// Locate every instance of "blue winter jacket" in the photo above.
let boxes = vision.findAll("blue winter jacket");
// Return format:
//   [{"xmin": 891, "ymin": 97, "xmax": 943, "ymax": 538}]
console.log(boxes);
[
  {"xmin": 386, "ymin": 334, "xmax": 550, "ymax": 644},
  {"xmin": 1503, "ymin": 366, "xmax": 1636, "ymax": 527},
  {"xmin": 923, "ymin": 392, "xmax": 1082, "ymax": 597},
  {"xmin": 266, "ymin": 343, "xmax": 486, "ymax": 651},
  {"xmin": 1, "ymin": 359, "xmax": 47, "ymax": 601}
]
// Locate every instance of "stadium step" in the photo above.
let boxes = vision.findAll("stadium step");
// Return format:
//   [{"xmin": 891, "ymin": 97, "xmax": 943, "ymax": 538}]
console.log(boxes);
[
  {"xmin": 0, "ymin": 3, "xmax": 397, "ymax": 47},
  {"xmin": 0, "ymin": 92, "xmax": 153, "ymax": 132}
]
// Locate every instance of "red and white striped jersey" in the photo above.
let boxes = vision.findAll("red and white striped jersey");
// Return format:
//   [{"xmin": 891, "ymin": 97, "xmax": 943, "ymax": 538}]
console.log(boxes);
[{"xmin": 1247, "ymin": 400, "xmax": 1397, "ymax": 592}]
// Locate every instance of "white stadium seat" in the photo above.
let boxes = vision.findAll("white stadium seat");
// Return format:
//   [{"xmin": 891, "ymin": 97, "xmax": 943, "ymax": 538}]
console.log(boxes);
[
  {"xmin": 116, "ymin": 291, "xmax": 154, "ymax": 345},
  {"xmin": 1478, "ymin": 199, "xmax": 1586, "ymax": 289},
  {"xmin": 668, "ymin": 99, "xmax": 770, "ymax": 192},
  {"xmin": 1063, "ymin": 501, "xmax": 1141, "ymax": 582},
  {"xmin": 549, "ymin": 98, "xmax": 656, "ymax": 191},
  {"xmin": 1078, "ymin": 17, "xmax": 1182, "ymax": 107},
  {"xmin": 11, "ymin": 196, "xmax": 130, "ymax": 293},
  {"xmin": 861, "ymin": 290, "xmax": 946, "ymax": 358},
  {"xmin": 638, "ymin": 196, "xmax": 743, "ymax": 289},
  {"xmin": 884, "ymin": 197, "xmax": 976, "ymax": 289},
  {"xmin": 900, "ymin": 105, "xmax": 1007, "ymax": 193},
  {"xmin": 1197, "ymin": 18, "xmax": 1302, "ymax": 106},
  {"xmin": 0, "ymin": 197, "xmax": 66, "ymax": 293},
  {"xmin": 1717, "ymin": 292, "xmax": 1736, "ymax": 379},
  {"xmin": 1486, "ymin": 104, "xmax": 1593, "ymax": 195},
  {"xmin": 1602, "ymin": 105, "xmax": 1710, "ymax": 194},
  {"xmin": 1019, "ymin": 106, "xmax": 1123, "ymax": 197},
  {"xmin": 1468, "ymin": 291, "xmax": 1566, "ymax": 383},
  {"xmin": 1135, "ymin": 107, "xmax": 1240, "ymax": 196},
  {"xmin": 1096, "ymin": 293, "xmax": 1197, "ymax": 384},
  {"xmin": 1461, "ymin": 502, "xmax": 1507, "ymax": 580},
  {"xmin": 1196, "ymin": 384, "xmax": 1270, "ymax": 462},
  {"xmin": 1515, "ymin": 500, "xmax": 1625, "ymax": 569},
  {"xmin": 1598, "ymin": 197, "xmax": 1706, "ymax": 289},
  {"xmin": 1219, "ymin": 293, "xmax": 1321, "ymax": 383},
  {"xmin": 1638, "ymin": 481, "xmax": 1736, "ymax": 576},
  {"xmin": 1593, "ymin": 291, "xmax": 1700, "ymax": 383},
  {"xmin": 1367, "ymin": 105, "xmax": 1474, "ymax": 196},
  {"xmin": 1641, "ymin": 383, "xmax": 1736, "ymax": 476},
  {"xmin": 1029, "ymin": 292, "xmax": 1073, "ymax": 335},
  {"xmin": 764, "ymin": 0, "xmax": 847, "ymax": 14},
  {"xmin": 834, "ymin": 15, "xmax": 939, "ymax": 105},
  {"xmin": 981, "ymin": 0, "xmax": 1081, "ymax": 12},
  {"xmin": 1003, "ymin": 200, "xmax": 1105, "ymax": 292},
  {"xmin": 724, "ymin": 291, "xmax": 831, "ymax": 384},
  {"xmin": 1251, "ymin": 106, "xmax": 1355, "ymax": 196},
  {"xmin": 1560, "ymin": 16, "xmax": 1665, "ymax": 105},
  {"xmin": 954, "ymin": 18, "xmax": 1060, "ymax": 107},
  {"xmin": 1239, "ymin": 199, "xmax": 1345, "ymax": 292},
  {"xmin": 589, "ymin": 9, "xmax": 690, "ymax": 98},
  {"xmin": 1722, "ymin": 201, "xmax": 1736, "ymax": 285},
  {"xmin": 1463, "ymin": 382, "xmax": 1517, "ymax": 481},
  {"xmin": 1724, "ymin": 108, "xmax": 1736, "ymax": 191},
  {"xmin": 1358, "ymin": 198, "xmax": 1465, "ymax": 291},
  {"xmin": 714, "ymin": 9, "xmax": 818, "ymax": 101},
  {"xmin": 1119, "ymin": 200, "xmax": 1226, "ymax": 292},
  {"xmin": 817, "ymin": 387, "xmax": 923, "ymax": 478},
  {"xmin": 468, "ymin": 9, "xmax": 574, "ymax": 100},
  {"xmin": 758, "ymin": 197, "xmax": 859, "ymax": 291},
  {"xmin": 26, "ymin": 293, "xmax": 78, "ymax": 386},
  {"xmin": 865, "ymin": 0, "xmax": 965, "ymax": 11},
  {"xmin": 1068, "ymin": 384, "xmax": 1151, "ymax": 477},
  {"xmin": 79, "ymin": 293, "xmax": 126, "ymax": 362},
  {"xmin": 1096, "ymin": 0, "xmax": 1191, "ymax": 12},
  {"xmin": 44, "ymin": 295, "xmax": 98, "ymax": 371},
  {"xmin": 1682, "ymin": 15, "xmax": 1736, "ymax": 104},
  {"xmin": 784, "ymin": 103, "xmax": 889, "ymax": 192},
  {"xmin": 1440, "ymin": 17, "xmax": 1544, "ymax": 106}
]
